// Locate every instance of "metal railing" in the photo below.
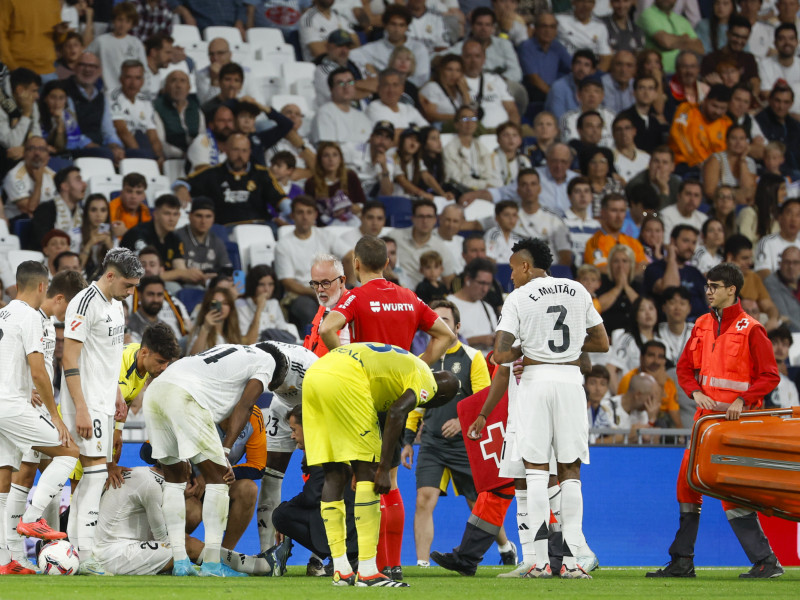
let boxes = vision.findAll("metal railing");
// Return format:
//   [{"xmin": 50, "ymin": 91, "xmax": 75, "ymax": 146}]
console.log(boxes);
[{"xmin": 589, "ymin": 427, "xmax": 692, "ymax": 447}]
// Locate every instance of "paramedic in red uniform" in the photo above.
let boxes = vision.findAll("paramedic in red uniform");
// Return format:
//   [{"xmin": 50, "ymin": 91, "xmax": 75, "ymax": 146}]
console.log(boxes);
[
  {"xmin": 303, "ymin": 254, "xmax": 351, "ymax": 357},
  {"xmin": 647, "ymin": 263, "xmax": 783, "ymax": 579}
]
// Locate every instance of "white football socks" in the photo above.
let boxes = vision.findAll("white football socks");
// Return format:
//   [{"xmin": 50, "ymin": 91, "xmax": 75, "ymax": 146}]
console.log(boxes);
[
  {"xmin": 6, "ymin": 484, "xmax": 29, "ymax": 560},
  {"xmin": 257, "ymin": 469, "xmax": 283, "ymax": 552},
  {"xmin": 24, "ymin": 456, "xmax": 75, "ymax": 522},
  {"xmin": 70, "ymin": 463, "xmax": 105, "ymax": 557},
  {"xmin": 514, "ymin": 489, "xmax": 535, "ymax": 565},
  {"xmin": 525, "ymin": 469, "xmax": 550, "ymax": 568},
  {"xmin": 560, "ymin": 479, "xmax": 585, "ymax": 570},
  {"xmin": 221, "ymin": 547, "xmax": 270, "ymax": 575},
  {"xmin": 0, "ymin": 493, "xmax": 11, "ymax": 565},
  {"xmin": 162, "ymin": 481, "xmax": 188, "ymax": 562},
  {"xmin": 202, "ymin": 484, "xmax": 230, "ymax": 564}
]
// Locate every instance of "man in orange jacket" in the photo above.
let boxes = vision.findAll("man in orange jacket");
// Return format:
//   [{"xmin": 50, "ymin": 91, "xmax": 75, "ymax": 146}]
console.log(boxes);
[
  {"xmin": 668, "ymin": 84, "xmax": 731, "ymax": 172},
  {"xmin": 647, "ymin": 263, "xmax": 783, "ymax": 579}
]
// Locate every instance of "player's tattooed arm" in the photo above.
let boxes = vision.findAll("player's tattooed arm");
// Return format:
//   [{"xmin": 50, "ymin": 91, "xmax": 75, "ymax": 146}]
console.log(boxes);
[
  {"xmin": 492, "ymin": 331, "xmax": 522, "ymax": 364},
  {"xmin": 582, "ymin": 324, "xmax": 610, "ymax": 353}
]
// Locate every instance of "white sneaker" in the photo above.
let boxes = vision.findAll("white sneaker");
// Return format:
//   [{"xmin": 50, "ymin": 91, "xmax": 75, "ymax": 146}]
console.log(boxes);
[
  {"xmin": 498, "ymin": 562, "xmax": 533, "ymax": 578},
  {"xmin": 416, "ymin": 560, "xmax": 430, "ymax": 568},
  {"xmin": 78, "ymin": 555, "xmax": 113, "ymax": 576},
  {"xmin": 576, "ymin": 549, "xmax": 599, "ymax": 572},
  {"xmin": 17, "ymin": 557, "xmax": 41, "ymax": 574}
]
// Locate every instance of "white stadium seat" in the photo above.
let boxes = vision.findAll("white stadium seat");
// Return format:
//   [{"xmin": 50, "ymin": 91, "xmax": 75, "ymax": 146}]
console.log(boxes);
[
  {"xmin": 146, "ymin": 175, "xmax": 173, "ymax": 206},
  {"xmin": 6, "ymin": 250, "xmax": 45, "ymax": 274},
  {"xmin": 74, "ymin": 157, "xmax": 115, "ymax": 182},
  {"xmin": 255, "ymin": 43, "xmax": 295, "ymax": 66},
  {"xmin": 120, "ymin": 158, "xmax": 161, "ymax": 179},
  {"xmin": 232, "ymin": 224, "xmax": 276, "ymax": 270},
  {"xmin": 88, "ymin": 174, "xmax": 123, "ymax": 200},
  {"xmin": 246, "ymin": 63, "xmax": 283, "ymax": 103},
  {"xmin": 163, "ymin": 159, "xmax": 186, "ymax": 184},
  {"xmin": 203, "ymin": 26, "xmax": 243, "ymax": 45},
  {"xmin": 270, "ymin": 94, "xmax": 310, "ymax": 116},
  {"xmin": 281, "ymin": 62, "xmax": 316, "ymax": 95},
  {"xmin": 183, "ymin": 40, "xmax": 210, "ymax": 72},
  {"xmin": 171, "ymin": 24, "xmax": 202, "ymax": 46},
  {"xmin": 246, "ymin": 28, "xmax": 284, "ymax": 48}
]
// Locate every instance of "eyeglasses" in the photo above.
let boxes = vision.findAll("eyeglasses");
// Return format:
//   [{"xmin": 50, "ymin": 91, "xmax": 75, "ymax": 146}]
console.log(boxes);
[
  {"xmin": 308, "ymin": 276, "xmax": 344, "ymax": 289},
  {"xmin": 459, "ymin": 116, "xmax": 478, "ymax": 122},
  {"xmin": 704, "ymin": 283, "xmax": 728, "ymax": 292},
  {"xmin": 335, "ymin": 80, "xmax": 356, "ymax": 87}
]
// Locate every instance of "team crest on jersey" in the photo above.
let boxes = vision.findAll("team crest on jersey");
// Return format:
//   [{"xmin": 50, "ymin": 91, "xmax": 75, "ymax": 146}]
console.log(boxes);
[
  {"xmin": 452, "ymin": 362, "xmax": 461, "ymax": 374},
  {"xmin": 370, "ymin": 301, "xmax": 381, "ymax": 313},
  {"xmin": 96, "ymin": 441, "xmax": 102, "ymax": 452}
]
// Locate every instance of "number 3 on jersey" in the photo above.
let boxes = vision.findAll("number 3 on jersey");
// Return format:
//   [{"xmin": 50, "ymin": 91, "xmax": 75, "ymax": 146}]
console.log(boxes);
[{"xmin": 547, "ymin": 305, "xmax": 570, "ymax": 353}]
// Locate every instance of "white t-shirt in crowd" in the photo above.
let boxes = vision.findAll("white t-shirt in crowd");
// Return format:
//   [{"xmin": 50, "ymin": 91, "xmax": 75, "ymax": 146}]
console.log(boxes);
[
  {"xmin": 109, "ymin": 88, "xmax": 157, "ymax": 134},
  {"xmin": 758, "ymin": 55, "xmax": 800, "ymax": 113},
  {"xmin": 2, "ymin": 162, "xmax": 57, "ymax": 221},
  {"xmin": 310, "ymin": 102, "xmax": 373, "ymax": 166},
  {"xmin": 275, "ymin": 227, "xmax": 336, "ymax": 282},
  {"xmin": 87, "ymin": 33, "xmax": 147, "ymax": 94},
  {"xmin": 235, "ymin": 297, "xmax": 299, "ymax": 342},
  {"xmin": 659, "ymin": 204, "xmax": 708, "ymax": 238},
  {"xmin": 614, "ymin": 149, "xmax": 650, "ymax": 183},
  {"xmin": 365, "ymin": 100, "xmax": 429, "ymax": 130},
  {"xmin": 464, "ymin": 73, "xmax": 512, "ymax": 130},
  {"xmin": 446, "ymin": 293, "xmax": 498, "ymax": 339},
  {"xmin": 299, "ymin": 7, "xmax": 354, "ymax": 61},
  {"xmin": 754, "ymin": 232, "xmax": 800, "ymax": 273},
  {"xmin": 514, "ymin": 205, "xmax": 571, "ymax": 262},
  {"xmin": 556, "ymin": 13, "xmax": 611, "ymax": 57}
]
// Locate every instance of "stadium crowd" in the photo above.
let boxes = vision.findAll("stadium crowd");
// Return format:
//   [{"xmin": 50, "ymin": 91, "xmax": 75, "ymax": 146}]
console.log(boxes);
[{"xmin": 0, "ymin": 0, "xmax": 799, "ymax": 579}]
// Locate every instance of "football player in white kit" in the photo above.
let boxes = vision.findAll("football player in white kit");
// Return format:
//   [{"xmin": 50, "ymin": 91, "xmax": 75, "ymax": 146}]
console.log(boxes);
[
  {"xmin": 60, "ymin": 248, "xmax": 143, "ymax": 575},
  {"xmin": 5, "ymin": 271, "xmax": 88, "ymax": 573},
  {"xmin": 0, "ymin": 263, "xmax": 81, "ymax": 575},
  {"xmin": 143, "ymin": 342, "xmax": 291, "ymax": 577},
  {"xmin": 492, "ymin": 238, "xmax": 608, "ymax": 579},
  {"xmin": 255, "ymin": 341, "xmax": 318, "ymax": 553}
]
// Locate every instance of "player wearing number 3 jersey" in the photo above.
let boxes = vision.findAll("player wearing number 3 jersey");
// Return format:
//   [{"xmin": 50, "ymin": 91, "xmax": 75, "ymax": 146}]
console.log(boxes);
[{"xmin": 493, "ymin": 238, "xmax": 609, "ymax": 580}]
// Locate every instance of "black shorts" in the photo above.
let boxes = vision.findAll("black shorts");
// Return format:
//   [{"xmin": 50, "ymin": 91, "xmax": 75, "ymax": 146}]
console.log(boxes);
[{"xmin": 415, "ymin": 442, "xmax": 477, "ymax": 501}]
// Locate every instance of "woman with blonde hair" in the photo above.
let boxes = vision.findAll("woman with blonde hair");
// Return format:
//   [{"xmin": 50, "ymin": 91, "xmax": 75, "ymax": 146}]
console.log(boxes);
[{"xmin": 188, "ymin": 286, "xmax": 242, "ymax": 355}]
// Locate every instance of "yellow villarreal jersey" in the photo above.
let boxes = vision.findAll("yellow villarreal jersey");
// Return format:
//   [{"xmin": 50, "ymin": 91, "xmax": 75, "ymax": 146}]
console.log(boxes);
[
  {"xmin": 119, "ymin": 343, "xmax": 149, "ymax": 406},
  {"xmin": 327, "ymin": 343, "xmax": 438, "ymax": 412}
]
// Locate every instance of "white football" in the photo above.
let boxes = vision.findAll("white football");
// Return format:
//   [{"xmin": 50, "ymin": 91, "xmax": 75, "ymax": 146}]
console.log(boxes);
[{"xmin": 38, "ymin": 540, "xmax": 80, "ymax": 575}]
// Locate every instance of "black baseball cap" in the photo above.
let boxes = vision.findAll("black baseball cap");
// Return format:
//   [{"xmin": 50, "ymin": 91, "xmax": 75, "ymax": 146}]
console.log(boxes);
[
  {"xmin": 372, "ymin": 120, "xmax": 395, "ymax": 138},
  {"xmin": 190, "ymin": 197, "xmax": 215, "ymax": 213}
]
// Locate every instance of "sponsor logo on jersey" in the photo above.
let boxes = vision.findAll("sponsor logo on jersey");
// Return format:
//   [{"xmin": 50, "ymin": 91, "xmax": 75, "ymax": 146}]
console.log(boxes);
[
  {"xmin": 370, "ymin": 301, "xmax": 381, "ymax": 313},
  {"xmin": 420, "ymin": 389, "xmax": 428, "ymax": 401},
  {"xmin": 374, "ymin": 302, "xmax": 416, "ymax": 312}
]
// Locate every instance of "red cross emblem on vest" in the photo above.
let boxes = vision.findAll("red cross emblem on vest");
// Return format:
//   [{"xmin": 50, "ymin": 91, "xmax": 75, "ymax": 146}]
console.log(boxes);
[
  {"xmin": 480, "ymin": 422, "xmax": 506, "ymax": 468},
  {"xmin": 735, "ymin": 317, "xmax": 750, "ymax": 331}
]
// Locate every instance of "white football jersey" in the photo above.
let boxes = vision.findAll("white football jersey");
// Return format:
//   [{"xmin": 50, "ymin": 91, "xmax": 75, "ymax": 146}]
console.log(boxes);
[
  {"xmin": 60, "ymin": 283, "xmax": 126, "ymax": 416},
  {"xmin": 497, "ymin": 276, "xmax": 603, "ymax": 363},
  {"xmin": 39, "ymin": 310, "xmax": 56, "ymax": 386},
  {"xmin": 95, "ymin": 467, "xmax": 167, "ymax": 545},
  {"xmin": 253, "ymin": 341, "xmax": 318, "ymax": 408},
  {"xmin": 0, "ymin": 300, "xmax": 45, "ymax": 417},
  {"xmin": 160, "ymin": 344, "xmax": 276, "ymax": 422}
]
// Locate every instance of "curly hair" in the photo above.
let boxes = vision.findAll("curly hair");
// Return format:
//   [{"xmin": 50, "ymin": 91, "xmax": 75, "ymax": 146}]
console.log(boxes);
[{"xmin": 511, "ymin": 237, "xmax": 553, "ymax": 271}]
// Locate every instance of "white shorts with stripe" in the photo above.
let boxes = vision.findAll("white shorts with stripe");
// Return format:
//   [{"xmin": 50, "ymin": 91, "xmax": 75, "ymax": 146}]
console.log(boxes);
[{"xmin": 0, "ymin": 405, "xmax": 62, "ymax": 471}]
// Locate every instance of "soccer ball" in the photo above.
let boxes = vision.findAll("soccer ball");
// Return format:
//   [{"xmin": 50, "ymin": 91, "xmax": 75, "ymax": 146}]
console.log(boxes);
[{"xmin": 38, "ymin": 540, "xmax": 80, "ymax": 575}]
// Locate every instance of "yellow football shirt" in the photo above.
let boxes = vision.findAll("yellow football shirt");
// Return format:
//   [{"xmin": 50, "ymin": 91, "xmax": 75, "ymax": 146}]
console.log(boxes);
[{"xmin": 119, "ymin": 343, "xmax": 150, "ymax": 406}]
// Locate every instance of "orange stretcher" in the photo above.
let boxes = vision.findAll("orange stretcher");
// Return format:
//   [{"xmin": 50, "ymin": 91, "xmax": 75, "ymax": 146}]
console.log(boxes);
[{"xmin": 687, "ymin": 407, "xmax": 800, "ymax": 521}]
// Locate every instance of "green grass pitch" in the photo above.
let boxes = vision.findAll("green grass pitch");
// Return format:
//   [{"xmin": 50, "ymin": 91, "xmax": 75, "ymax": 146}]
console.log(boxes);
[{"xmin": 2, "ymin": 566, "xmax": 798, "ymax": 600}]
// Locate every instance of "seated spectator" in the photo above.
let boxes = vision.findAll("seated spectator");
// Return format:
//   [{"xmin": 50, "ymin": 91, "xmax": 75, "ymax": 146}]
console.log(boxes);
[
  {"xmin": 236, "ymin": 264, "xmax": 299, "ymax": 344},
  {"xmin": 264, "ymin": 103, "xmax": 317, "ymax": 182},
  {"xmin": 669, "ymin": 84, "xmax": 731, "ymax": 172},
  {"xmin": 2, "ymin": 136, "xmax": 56, "ymax": 223},
  {"xmin": 389, "ymin": 126, "xmax": 452, "ymax": 201},
  {"xmin": 483, "ymin": 201, "xmax": 521, "ymax": 264},
  {"xmin": 443, "ymin": 106, "xmax": 501, "ymax": 192},
  {"xmin": 708, "ymin": 184, "xmax": 737, "ymax": 239},
  {"xmin": 702, "ymin": 125, "xmax": 756, "ymax": 205},
  {"xmin": 607, "ymin": 372, "xmax": 663, "ymax": 442},
  {"xmin": 175, "ymin": 196, "xmax": 232, "ymax": 275},
  {"xmin": 544, "ymin": 48, "xmax": 598, "ymax": 120},
  {"xmin": 693, "ymin": 217, "xmax": 725, "ymax": 276},
  {"xmin": 365, "ymin": 68, "xmax": 428, "ymax": 137},
  {"xmin": 738, "ymin": 173, "xmax": 784, "ymax": 245},
  {"xmin": 196, "ymin": 38, "xmax": 242, "ymax": 104},
  {"xmin": 597, "ymin": 243, "xmax": 642, "ymax": 335},
  {"xmin": 153, "ymin": 70, "xmax": 205, "ymax": 160},
  {"xmin": 656, "ymin": 286, "xmax": 694, "ymax": 366},
  {"xmin": 763, "ymin": 140, "xmax": 790, "ymax": 179},
  {"xmin": 39, "ymin": 80, "xmax": 110, "ymax": 159},
  {"xmin": 110, "ymin": 59, "xmax": 165, "ymax": 163},
  {"xmin": 556, "ymin": 1, "xmax": 612, "ymax": 70},
  {"xmin": 415, "ymin": 250, "xmax": 449, "ymax": 305},
  {"xmin": 200, "ymin": 62, "xmax": 244, "ymax": 122},
  {"xmin": 612, "ymin": 114, "xmax": 650, "ymax": 183},
  {"xmin": 131, "ymin": 245, "xmax": 193, "ymax": 338},
  {"xmin": 602, "ymin": 50, "xmax": 636, "ymax": 114},
  {"xmin": 395, "ymin": 199, "xmax": 458, "ymax": 289},
  {"xmin": 564, "ymin": 176, "xmax": 601, "ymax": 266},
  {"xmin": 489, "ymin": 122, "xmax": 530, "ymax": 187},
  {"xmin": 418, "ymin": 54, "xmax": 470, "ymax": 128},
  {"xmin": 460, "ymin": 39, "xmax": 519, "ymax": 129},
  {"xmin": 350, "ymin": 121, "xmax": 396, "ymax": 198},
  {"xmin": 664, "ymin": 50, "xmax": 709, "ymax": 123},
  {"xmin": 269, "ymin": 152, "xmax": 303, "ymax": 220},
  {"xmin": 54, "ymin": 251, "xmax": 82, "ymax": 273},
  {"xmin": 491, "ymin": 0, "xmax": 526, "ymax": 46},
  {"xmin": 618, "ymin": 75, "xmax": 668, "ymax": 155},
  {"xmin": 234, "ymin": 98, "xmax": 295, "ymax": 168},
  {"xmin": 0, "ymin": 68, "xmax": 42, "ymax": 167},
  {"xmin": 275, "ymin": 195, "xmax": 339, "ymax": 328},
  {"xmin": 55, "ymin": 32, "xmax": 86, "ymax": 80},
  {"xmin": 581, "ymin": 146, "xmax": 624, "ymax": 217},
  {"xmin": 446, "ymin": 257, "xmax": 498, "ymax": 352},
  {"xmin": 727, "ymin": 84, "xmax": 765, "ymax": 160},
  {"xmin": 64, "ymin": 51, "xmax": 125, "ymax": 163},
  {"xmin": 604, "ymin": 295, "xmax": 659, "ymax": 392},
  {"xmin": 578, "ymin": 262, "xmax": 603, "ymax": 310},
  {"xmin": 131, "ymin": 0, "xmax": 173, "ymax": 40},
  {"xmin": 419, "ymin": 126, "xmax": 448, "ymax": 184},
  {"xmin": 127, "ymin": 276, "xmax": 176, "ymax": 343},
  {"xmin": 518, "ymin": 12, "xmax": 571, "ymax": 103},
  {"xmin": 626, "ymin": 145, "xmax": 680, "ymax": 210},
  {"xmin": 586, "ymin": 364, "xmax": 616, "ymax": 442},
  {"xmin": 140, "ymin": 32, "xmax": 173, "ymax": 102},
  {"xmin": 602, "ymin": 0, "xmax": 645, "ymax": 53},
  {"xmin": 305, "ymin": 141, "xmax": 366, "ymax": 218},
  {"xmin": 755, "ymin": 198, "xmax": 800, "ymax": 278},
  {"xmin": 187, "ymin": 285, "xmax": 242, "ymax": 355},
  {"xmin": 312, "ymin": 30, "xmax": 366, "ymax": 108},
  {"xmin": 32, "ymin": 166, "xmax": 86, "ymax": 251},
  {"xmin": 617, "ymin": 339, "xmax": 682, "ymax": 428},
  {"xmin": 755, "ymin": 83, "xmax": 800, "ymax": 178},
  {"xmin": 385, "ymin": 45, "xmax": 423, "ymax": 109},
  {"xmin": 433, "ymin": 204, "xmax": 465, "ymax": 272},
  {"xmin": 660, "ymin": 179, "xmax": 708, "ymax": 237},
  {"xmin": 109, "ymin": 172, "xmax": 151, "ymax": 238},
  {"xmin": 700, "ymin": 15, "xmax": 759, "ymax": 88},
  {"xmin": 636, "ymin": 0, "xmax": 703, "ymax": 74},
  {"xmin": 767, "ymin": 325, "xmax": 800, "ymax": 407},
  {"xmin": 299, "ymin": 0, "xmax": 358, "ymax": 63},
  {"xmin": 695, "ymin": 0, "xmax": 732, "ymax": 54},
  {"xmin": 758, "ymin": 24, "xmax": 800, "ymax": 112},
  {"xmin": 585, "ymin": 193, "xmax": 648, "ymax": 274},
  {"xmin": 644, "ymin": 224, "xmax": 707, "ymax": 319},
  {"xmin": 723, "ymin": 233, "xmax": 782, "ymax": 329},
  {"xmin": 176, "ymin": 133, "xmax": 284, "ymax": 225},
  {"xmin": 639, "ymin": 214, "xmax": 667, "ymax": 263},
  {"xmin": 41, "ymin": 230, "xmax": 71, "ymax": 276},
  {"xmin": 86, "ymin": 1, "xmax": 147, "ymax": 90},
  {"xmin": 335, "ymin": 201, "xmax": 388, "ymax": 275},
  {"xmin": 765, "ymin": 246, "xmax": 800, "ymax": 332},
  {"xmin": 78, "ymin": 193, "xmax": 113, "ymax": 278},
  {"xmin": 310, "ymin": 67, "xmax": 374, "ymax": 168},
  {"xmin": 525, "ymin": 111, "xmax": 559, "ymax": 167}
]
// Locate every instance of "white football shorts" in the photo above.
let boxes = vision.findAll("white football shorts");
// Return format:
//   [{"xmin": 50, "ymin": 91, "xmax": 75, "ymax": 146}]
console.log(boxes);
[
  {"xmin": 266, "ymin": 395, "xmax": 296, "ymax": 454},
  {"xmin": 61, "ymin": 408, "xmax": 113, "ymax": 461},
  {"xmin": 95, "ymin": 540, "xmax": 172, "ymax": 575},
  {"xmin": 0, "ymin": 405, "xmax": 64, "ymax": 470}
]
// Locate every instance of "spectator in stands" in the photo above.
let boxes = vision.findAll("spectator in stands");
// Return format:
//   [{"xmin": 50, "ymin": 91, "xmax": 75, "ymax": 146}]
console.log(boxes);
[
  {"xmin": 305, "ymin": 141, "xmax": 367, "ymax": 216},
  {"xmin": 299, "ymin": 0, "xmax": 357, "ymax": 62},
  {"xmin": 586, "ymin": 364, "xmax": 615, "ymax": 442},
  {"xmin": 644, "ymin": 223, "xmax": 707, "ymax": 319},
  {"xmin": 483, "ymin": 201, "xmax": 521, "ymax": 264},
  {"xmin": 110, "ymin": 59, "xmax": 165, "ymax": 163},
  {"xmin": 531, "ymin": 142, "xmax": 577, "ymax": 217},
  {"xmin": 636, "ymin": 0, "xmax": 703, "ymax": 74},
  {"xmin": 141, "ymin": 33, "xmax": 173, "ymax": 102},
  {"xmin": 131, "ymin": 0, "xmax": 174, "ymax": 40},
  {"xmin": 617, "ymin": 339, "xmax": 682, "ymax": 429},
  {"xmin": 544, "ymin": 49, "xmax": 598, "ymax": 120},
  {"xmin": 738, "ymin": 173, "xmax": 784, "ymax": 244},
  {"xmin": 390, "ymin": 126, "xmax": 453, "ymax": 201},
  {"xmin": 127, "ymin": 276, "xmax": 173, "ymax": 343},
  {"xmin": 386, "ymin": 45, "xmax": 423, "ymax": 109},
  {"xmin": 185, "ymin": 103, "xmax": 232, "ymax": 171},
  {"xmin": 187, "ymin": 285, "xmax": 242, "ymax": 355},
  {"xmin": 764, "ymin": 246, "xmax": 800, "ymax": 332},
  {"xmin": 617, "ymin": 75, "xmax": 668, "ymax": 155},
  {"xmin": 234, "ymin": 98, "xmax": 295, "ymax": 168},
  {"xmin": 488, "ymin": 121, "xmax": 531, "ymax": 190},
  {"xmin": 175, "ymin": 196, "xmax": 232, "ymax": 275},
  {"xmin": 335, "ymin": 200, "xmax": 388, "ymax": 271},
  {"xmin": 756, "ymin": 84, "xmax": 800, "ymax": 178},
  {"xmin": 195, "ymin": 38, "xmax": 237, "ymax": 104},
  {"xmin": 702, "ymin": 124, "xmax": 757, "ymax": 205},
  {"xmin": 700, "ymin": 15, "xmax": 759, "ymax": 93},
  {"xmin": 561, "ymin": 81, "xmax": 615, "ymax": 149},
  {"xmin": 626, "ymin": 146, "xmax": 680, "ymax": 213},
  {"xmin": 176, "ymin": 133, "xmax": 284, "ymax": 224},
  {"xmin": 446, "ymin": 257, "xmax": 497, "ymax": 352},
  {"xmin": 351, "ymin": 121, "xmax": 395, "ymax": 198},
  {"xmin": 365, "ymin": 68, "xmax": 428, "ymax": 137},
  {"xmin": 2, "ymin": 136, "xmax": 56, "ymax": 224},
  {"xmin": 87, "ymin": 2, "xmax": 147, "ymax": 90},
  {"xmin": 449, "ymin": 236, "xmax": 503, "ymax": 315},
  {"xmin": 78, "ymin": 193, "xmax": 112, "ymax": 277},
  {"xmin": 525, "ymin": 111, "xmax": 559, "ymax": 168},
  {"xmin": 269, "ymin": 152, "xmax": 303, "ymax": 219},
  {"xmin": 581, "ymin": 147, "xmax": 624, "ymax": 217},
  {"xmin": 767, "ymin": 325, "xmax": 800, "ymax": 407},
  {"xmin": 200, "ymin": 62, "xmax": 244, "ymax": 122},
  {"xmin": 236, "ymin": 264, "xmax": 299, "ymax": 344},
  {"xmin": 585, "ymin": 193, "xmax": 648, "ymax": 274},
  {"xmin": 418, "ymin": 54, "xmax": 470, "ymax": 128},
  {"xmin": 153, "ymin": 70, "xmax": 204, "ymax": 160},
  {"xmin": 664, "ymin": 50, "xmax": 708, "ymax": 122},
  {"xmin": 612, "ymin": 114, "xmax": 650, "ymax": 184},
  {"xmin": 609, "ymin": 371, "xmax": 662, "ymax": 441},
  {"xmin": 461, "ymin": 39, "xmax": 519, "ymax": 129},
  {"xmin": 444, "ymin": 106, "xmax": 500, "ymax": 192},
  {"xmin": 736, "ymin": 0, "xmax": 771, "ymax": 57},
  {"xmin": 310, "ymin": 67, "xmax": 373, "ymax": 166},
  {"xmin": 491, "ymin": 0, "xmax": 524, "ymax": 45},
  {"xmin": 350, "ymin": 5, "xmax": 430, "ymax": 88},
  {"xmin": 433, "ymin": 204, "xmax": 464, "ymax": 272},
  {"xmin": 605, "ymin": 295, "xmax": 659, "ymax": 392},
  {"xmin": 407, "ymin": 0, "xmax": 450, "ymax": 53},
  {"xmin": 639, "ymin": 214, "xmax": 667, "ymax": 263},
  {"xmin": 0, "ymin": 68, "xmax": 42, "ymax": 164},
  {"xmin": 132, "ymin": 245, "xmax": 193, "ymax": 336},
  {"xmin": 32, "ymin": 165, "xmax": 86, "ymax": 251},
  {"xmin": 55, "ymin": 32, "xmax": 85, "ymax": 80},
  {"xmin": 602, "ymin": 50, "xmax": 636, "ymax": 113},
  {"xmin": 0, "ymin": 1, "xmax": 63, "ymax": 79},
  {"xmin": 54, "ymin": 251, "xmax": 82, "ymax": 273},
  {"xmin": 669, "ymin": 83, "xmax": 731, "ymax": 173},
  {"xmin": 312, "ymin": 30, "xmax": 365, "ymax": 107},
  {"xmin": 660, "ymin": 180, "xmax": 708, "ymax": 236},
  {"xmin": 168, "ymin": 0, "xmax": 247, "ymax": 33},
  {"xmin": 602, "ymin": 0, "xmax": 645, "ymax": 53},
  {"xmin": 39, "ymin": 80, "xmax": 112, "ymax": 159},
  {"xmin": 758, "ymin": 24, "xmax": 800, "ymax": 111},
  {"xmin": 755, "ymin": 198, "xmax": 800, "ymax": 278},
  {"xmin": 727, "ymin": 85, "xmax": 764, "ymax": 162},
  {"xmin": 265, "ymin": 103, "xmax": 317, "ymax": 182},
  {"xmin": 693, "ymin": 217, "xmax": 725, "ymax": 276},
  {"xmin": 597, "ymin": 243, "xmax": 641, "ymax": 334},
  {"xmin": 509, "ymin": 172, "xmax": 571, "ymax": 265},
  {"xmin": 564, "ymin": 176, "xmax": 601, "ymax": 266},
  {"xmin": 395, "ymin": 199, "xmax": 457, "ymax": 289},
  {"xmin": 555, "ymin": 1, "xmax": 611, "ymax": 71},
  {"xmin": 518, "ymin": 12, "xmax": 571, "ymax": 104},
  {"xmin": 414, "ymin": 250, "xmax": 449, "ymax": 304},
  {"xmin": 723, "ymin": 233, "xmax": 782, "ymax": 330},
  {"xmin": 39, "ymin": 229, "xmax": 70, "ymax": 276},
  {"xmin": 656, "ymin": 285, "xmax": 694, "ymax": 366},
  {"xmin": 709, "ymin": 184, "xmax": 737, "ymax": 239},
  {"xmin": 275, "ymin": 195, "xmax": 339, "ymax": 329},
  {"xmin": 109, "ymin": 172, "xmax": 151, "ymax": 238},
  {"xmin": 695, "ymin": 0, "xmax": 732, "ymax": 53}
]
